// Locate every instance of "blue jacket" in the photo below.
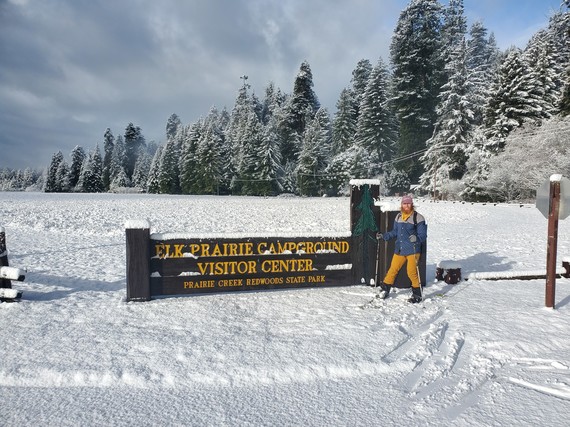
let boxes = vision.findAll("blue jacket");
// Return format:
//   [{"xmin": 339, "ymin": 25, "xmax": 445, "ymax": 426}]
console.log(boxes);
[{"xmin": 383, "ymin": 211, "xmax": 427, "ymax": 256}]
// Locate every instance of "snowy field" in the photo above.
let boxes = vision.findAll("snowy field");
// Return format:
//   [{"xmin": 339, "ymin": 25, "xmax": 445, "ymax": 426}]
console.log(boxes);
[{"xmin": 1, "ymin": 191, "xmax": 570, "ymax": 427}]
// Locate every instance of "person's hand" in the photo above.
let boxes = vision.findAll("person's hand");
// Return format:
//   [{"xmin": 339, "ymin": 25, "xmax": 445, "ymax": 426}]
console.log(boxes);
[
  {"xmin": 376, "ymin": 233, "xmax": 384, "ymax": 240},
  {"xmin": 409, "ymin": 235, "xmax": 417, "ymax": 243}
]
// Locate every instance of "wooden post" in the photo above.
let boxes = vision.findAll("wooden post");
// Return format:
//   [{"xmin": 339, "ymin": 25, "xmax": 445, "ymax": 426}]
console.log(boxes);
[
  {"xmin": 0, "ymin": 226, "xmax": 12, "ymax": 289},
  {"xmin": 350, "ymin": 182, "xmax": 380, "ymax": 285},
  {"xmin": 545, "ymin": 180, "xmax": 560, "ymax": 309},
  {"xmin": 126, "ymin": 220, "xmax": 151, "ymax": 302}
]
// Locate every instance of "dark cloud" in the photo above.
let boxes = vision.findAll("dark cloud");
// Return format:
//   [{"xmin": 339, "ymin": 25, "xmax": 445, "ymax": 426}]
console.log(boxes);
[{"xmin": 0, "ymin": 0, "xmax": 562, "ymax": 170}]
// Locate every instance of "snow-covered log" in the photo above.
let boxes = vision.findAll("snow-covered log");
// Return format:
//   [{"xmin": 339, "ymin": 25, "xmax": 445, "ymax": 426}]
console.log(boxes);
[
  {"xmin": 467, "ymin": 268, "xmax": 567, "ymax": 281},
  {"xmin": 435, "ymin": 260, "xmax": 462, "ymax": 284}
]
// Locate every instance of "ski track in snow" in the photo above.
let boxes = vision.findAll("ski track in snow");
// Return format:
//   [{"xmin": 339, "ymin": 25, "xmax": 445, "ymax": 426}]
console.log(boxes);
[{"xmin": 352, "ymin": 283, "xmax": 570, "ymax": 422}]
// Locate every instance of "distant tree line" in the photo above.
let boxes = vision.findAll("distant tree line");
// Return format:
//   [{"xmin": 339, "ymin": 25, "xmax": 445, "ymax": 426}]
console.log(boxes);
[
  {"xmin": 4, "ymin": 0, "xmax": 570, "ymax": 202},
  {"xmin": 0, "ymin": 168, "xmax": 42, "ymax": 191}
]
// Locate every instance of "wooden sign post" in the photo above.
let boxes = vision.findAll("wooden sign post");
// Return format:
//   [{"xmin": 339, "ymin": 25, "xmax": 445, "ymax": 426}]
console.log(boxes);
[
  {"xmin": 545, "ymin": 179, "xmax": 560, "ymax": 308},
  {"xmin": 536, "ymin": 174, "xmax": 570, "ymax": 309},
  {"xmin": 125, "ymin": 220, "xmax": 151, "ymax": 302},
  {"xmin": 0, "ymin": 227, "xmax": 12, "ymax": 289}
]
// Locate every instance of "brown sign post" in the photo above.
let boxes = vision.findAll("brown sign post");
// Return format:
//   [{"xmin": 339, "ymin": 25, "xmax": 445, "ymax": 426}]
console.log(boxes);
[
  {"xmin": 536, "ymin": 175, "xmax": 570, "ymax": 309},
  {"xmin": 545, "ymin": 180, "xmax": 560, "ymax": 308}
]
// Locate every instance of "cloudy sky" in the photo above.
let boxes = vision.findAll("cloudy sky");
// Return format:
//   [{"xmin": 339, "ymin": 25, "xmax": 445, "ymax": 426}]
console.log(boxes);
[{"xmin": 0, "ymin": 0, "xmax": 566, "ymax": 170}]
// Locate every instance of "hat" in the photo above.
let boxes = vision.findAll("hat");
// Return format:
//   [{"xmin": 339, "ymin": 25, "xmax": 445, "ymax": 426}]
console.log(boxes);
[{"xmin": 401, "ymin": 195, "xmax": 413, "ymax": 205}]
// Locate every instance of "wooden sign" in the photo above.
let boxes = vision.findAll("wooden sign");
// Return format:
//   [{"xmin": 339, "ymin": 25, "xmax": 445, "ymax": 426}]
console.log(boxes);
[
  {"xmin": 123, "ymin": 182, "xmax": 425, "ymax": 302},
  {"xmin": 149, "ymin": 235, "xmax": 353, "ymax": 297}
]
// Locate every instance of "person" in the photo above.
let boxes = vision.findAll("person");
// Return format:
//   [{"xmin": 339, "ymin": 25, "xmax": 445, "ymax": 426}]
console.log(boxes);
[{"xmin": 377, "ymin": 195, "xmax": 427, "ymax": 303}]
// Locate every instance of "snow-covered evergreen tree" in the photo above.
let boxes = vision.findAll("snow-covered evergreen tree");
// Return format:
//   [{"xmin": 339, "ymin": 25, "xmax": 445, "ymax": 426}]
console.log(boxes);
[
  {"xmin": 280, "ymin": 161, "xmax": 297, "ymax": 194},
  {"xmin": 0, "ymin": 168, "xmax": 41, "ymax": 191},
  {"xmin": 131, "ymin": 152, "xmax": 151, "ymax": 191},
  {"xmin": 441, "ymin": 0, "xmax": 467, "ymax": 56},
  {"xmin": 354, "ymin": 58, "xmax": 397, "ymax": 171},
  {"xmin": 546, "ymin": 11, "xmax": 570, "ymax": 68},
  {"xmin": 484, "ymin": 48, "xmax": 544, "ymax": 151},
  {"xmin": 77, "ymin": 146, "xmax": 104, "ymax": 193},
  {"xmin": 350, "ymin": 59, "xmax": 373, "ymax": 119},
  {"xmin": 21, "ymin": 168, "xmax": 37, "ymax": 190},
  {"xmin": 251, "ymin": 92, "xmax": 264, "ymax": 123},
  {"xmin": 109, "ymin": 135, "xmax": 129, "ymax": 186},
  {"xmin": 195, "ymin": 112, "xmax": 225, "ymax": 195},
  {"xmin": 89, "ymin": 145, "xmax": 104, "ymax": 193},
  {"xmin": 290, "ymin": 61, "xmax": 320, "ymax": 132},
  {"xmin": 460, "ymin": 132, "xmax": 493, "ymax": 202},
  {"xmin": 384, "ymin": 164, "xmax": 411, "ymax": 195},
  {"xmin": 55, "ymin": 159, "xmax": 70, "ymax": 193},
  {"xmin": 158, "ymin": 136, "xmax": 181, "ymax": 194},
  {"xmin": 239, "ymin": 111, "xmax": 267, "ymax": 196},
  {"xmin": 124, "ymin": 123, "xmax": 145, "ymax": 180},
  {"xmin": 214, "ymin": 109, "xmax": 233, "ymax": 194},
  {"xmin": 179, "ymin": 122, "xmax": 202, "ymax": 194},
  {"xmin": 236, "ymin": 114, "xmax": 283, "ymax": 196},
  {"xmin": 146, "ymin": 146, "xmax": 163, "ymax": 194},
  {"xmin": 12, "ymin": 170, "xmax": 25, "ymax": 190},
  {"xmin": 561, "ymin": 67, "xmax": 570, "ymax": 115},
  {"xmin": 524, "ymin": 30, "xmax": 564, "ymax": 118},
  {"xmin": 466, "ymin": 21, "xmax": 499, "ymax": 127},
  {"xmin": 68, "ymin": 145, "xmax": 86, "ymax": 190},
  {"xmin": 166, "ymin": 113, "xmax": 182, "ymax": 141},
  {"xmin": 420, "ymin": 38, "xmax": 474, "ymax": 195},
  {"xmin": 110, "ymin": 167, "xmax": 131, "ymax": 190},
  {"xmin": 324, "ymin": 143, "xmax": 375, "ymax": 196},
  {"xmin": 323, "ymin": 153, "xmax": 351, "ymax": 196},
  {"xmin": 332, "ymin": 88, "xmax": 357, "ymax": 155},
  {"xmin": 260, "ymin": 82, "xmax": 286, "ymax": 125},
  {"xmin": 102, "ymin": 128, "xmax": 115, "ymax": 191},
  {"xmin": 44, "ymin": 151, "xmax": 64, "ymax": 193},
  {"xmin": 226, "ymin": 81, "xmax": 254, "ymax": 190},
  {"xmin": 256, "ymin": 117, "xmax": 283, "ymax": 195},
  {"xmin": 0, "ymin": 169, "xmax": 12, "ymax": 191},
  {"xmin": 296, "ymin": 111, "xmax": 329, "ymax": 196},
  {"xmin": 390, "ymin": 0, "xmax": 445, "ymax": 185},
  {"xmin": 314, "ymin": 107, "xmax": 333, "ymax": 160},
  {"xmin": 263, "ymin": 84, "xmax": 290, "ymax": 186},
  {"xmin": 282, "ymin": 61, "xmax": 320, "ymax": 165}
]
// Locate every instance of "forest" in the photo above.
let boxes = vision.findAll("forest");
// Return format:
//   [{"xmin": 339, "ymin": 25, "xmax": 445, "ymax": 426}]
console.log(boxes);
[{"xmin": 2, "ymin": 0, "xmax": 570, "ymax": 202}]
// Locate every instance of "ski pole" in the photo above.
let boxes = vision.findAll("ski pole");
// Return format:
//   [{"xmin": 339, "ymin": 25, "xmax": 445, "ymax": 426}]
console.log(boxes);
[
  {"xmin": 374, "ymin": 236, "xmax": 381, "ymax": 288},
  {"xmin": 415, "ymin": 253, "xmax": 423, "ymax": 299}
]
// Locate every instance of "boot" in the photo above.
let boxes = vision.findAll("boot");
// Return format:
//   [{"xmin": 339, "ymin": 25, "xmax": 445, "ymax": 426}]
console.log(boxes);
[
  {"xmin": 379, "ymin": 282, "xmax": 391, "ymax": 299},
  {"xmin": 408, "ymin": 286, "xmax": 422, "ymax": 304}
]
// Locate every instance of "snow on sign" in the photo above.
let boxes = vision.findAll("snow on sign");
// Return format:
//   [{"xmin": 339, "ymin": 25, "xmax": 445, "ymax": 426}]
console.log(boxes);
[
  {"xmin": 535, "ymin": 175, "xmax": 570, "ymax": 220},
  {"xmin": 0, "ymin": 266, "xmax": 25, "ymax": 281}
]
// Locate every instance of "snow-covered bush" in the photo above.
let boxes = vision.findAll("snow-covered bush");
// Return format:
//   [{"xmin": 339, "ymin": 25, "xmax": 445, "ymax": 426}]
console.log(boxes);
[{"xmin": 475, "ymin": 116, "xmax": 570, "ymax": 202}]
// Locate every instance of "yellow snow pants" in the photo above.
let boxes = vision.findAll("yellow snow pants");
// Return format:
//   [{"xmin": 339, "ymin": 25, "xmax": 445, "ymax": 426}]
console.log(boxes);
[{"xmin": 383, "ymin": 253, "xmax": 421, "ymax": 288}]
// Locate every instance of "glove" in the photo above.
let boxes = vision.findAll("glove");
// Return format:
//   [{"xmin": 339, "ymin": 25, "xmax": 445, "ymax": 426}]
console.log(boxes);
[
  {"xmin": 409, "ymin": 235, "xmax": 417, "ymax": 243},
  {"xmin": 376, "ymin": 233, "xmax": 384, "ymax": 240}
]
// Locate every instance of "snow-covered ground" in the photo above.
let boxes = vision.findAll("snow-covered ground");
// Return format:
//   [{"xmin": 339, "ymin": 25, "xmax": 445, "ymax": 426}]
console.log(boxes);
[{"xmin": 1, "ymin": 192, "xmax": 569, "ymax": 427}]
